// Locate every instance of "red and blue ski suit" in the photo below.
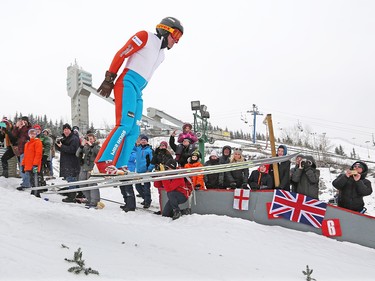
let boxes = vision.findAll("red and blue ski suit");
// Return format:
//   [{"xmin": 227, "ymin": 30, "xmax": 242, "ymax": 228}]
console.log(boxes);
[{"xmin": 96, "ymin": 31, "xmax": 165, "ymax": 168}]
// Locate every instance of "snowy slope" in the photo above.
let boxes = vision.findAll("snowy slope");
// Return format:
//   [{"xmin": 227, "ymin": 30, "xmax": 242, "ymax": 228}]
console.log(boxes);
[{"xmin": 1, "ymin": 177, "xmax": 375, "ymax": 281}]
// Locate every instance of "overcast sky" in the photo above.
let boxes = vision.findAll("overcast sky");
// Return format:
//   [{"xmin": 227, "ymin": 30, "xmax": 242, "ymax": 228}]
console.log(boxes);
[{"xmin": 1, "ymin": 0, "xmax": 374, "ymax": 145}]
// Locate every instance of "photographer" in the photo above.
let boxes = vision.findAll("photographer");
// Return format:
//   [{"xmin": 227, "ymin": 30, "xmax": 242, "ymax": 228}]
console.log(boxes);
[
  {"xmin": 332, "ymin": 161, "xmax": 372, "ymax": 213},
  {"xmin": 12, "ymin": 116, "xmax": 32, "ymax": 189},
  {"xmin": 290, "ymin": 155, "xmax": 320, "ymax": 199},
  {"xmin": 55, "ymin": 123, "xmax": 80, "ymax": 203}
]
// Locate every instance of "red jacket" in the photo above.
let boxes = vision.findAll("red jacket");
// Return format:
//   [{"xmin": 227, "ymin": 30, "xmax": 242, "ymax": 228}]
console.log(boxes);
[
  {"xmin": 161, "ymin": 177, "xmax": 192, "ymax": 199},
  {"xmin": 21, "ymin": 138, "xmax": 42, "ymax": 172}
]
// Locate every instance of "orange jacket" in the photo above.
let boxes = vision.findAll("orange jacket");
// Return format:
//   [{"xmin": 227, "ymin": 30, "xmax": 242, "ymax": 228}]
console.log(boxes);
[
  {"xmin": 21, "ymin": 138, "xmax": 43, "ymax": 172},
  {"xmin": 184, "ymin": 161, "xmax": 205, "ymax": 190}
]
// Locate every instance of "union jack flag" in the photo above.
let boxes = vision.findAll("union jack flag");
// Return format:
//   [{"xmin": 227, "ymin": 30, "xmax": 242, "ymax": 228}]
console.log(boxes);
[{"xmin": 269, "ymin": 190, "xmax": 327, "ymax": 228}]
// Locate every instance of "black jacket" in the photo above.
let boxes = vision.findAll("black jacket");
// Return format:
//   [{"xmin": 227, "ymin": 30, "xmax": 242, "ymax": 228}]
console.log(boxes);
[
  {"xmin": 151, "ymin": 147, "xmax": 173, "ymax": 171},
  {"xmin": 204, "ymin": 157, "xmax": 221, "ymax": 188},
  {"xmin": 332, "ymin": 161, "xmax": 372, "ymax": 212},
  {"xmin": 56, "ymin": 132, "xmax": 80, "ymax": 178},
  {"xmin": 248, "ymin": 170, "xmax": 273, "ymax": 190}
]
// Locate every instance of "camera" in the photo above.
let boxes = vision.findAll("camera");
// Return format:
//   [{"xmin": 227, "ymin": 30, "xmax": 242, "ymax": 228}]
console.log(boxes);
[
  {"xmin": 350, "ymin": 170, "xmax": 358, "ymax": 176},
  {"xmin": 55, "ymin": 137, "xmax": 63, "ymax": 145},
  {"xmin": 301, "ymin": 159, "xmax": 312, "ymax": 167}
]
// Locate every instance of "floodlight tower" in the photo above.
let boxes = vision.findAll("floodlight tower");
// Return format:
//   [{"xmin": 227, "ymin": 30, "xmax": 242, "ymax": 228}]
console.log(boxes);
[{"xmin": 66, "ymin": 60, "xmax": 92, "ymax": 133}]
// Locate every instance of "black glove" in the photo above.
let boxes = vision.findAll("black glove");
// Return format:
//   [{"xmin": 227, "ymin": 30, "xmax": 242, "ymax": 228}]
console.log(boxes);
[
  {"xmin": 241, "ymin": 183, "xmax": 248, "ymax": 189},
  {"xmin": 230, "ymin": 182, "xmax": 237, "ymax": 189},
  {"xmin": 195, "ymin": 184, "xmax": 201, "ymax": 190},
  {"xmin": 21, "ymin": 166, "xmax": 25, "ymax": 173},
  {"xmin": 97, "ymin": 71, "xmax": 117, "ymax": 98}
]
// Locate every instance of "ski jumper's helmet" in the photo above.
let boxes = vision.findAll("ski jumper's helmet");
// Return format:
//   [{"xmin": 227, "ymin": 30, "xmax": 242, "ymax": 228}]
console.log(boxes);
[{"xmin": 156, "ymin": 17, "xmax": 184, "ymax": 43}]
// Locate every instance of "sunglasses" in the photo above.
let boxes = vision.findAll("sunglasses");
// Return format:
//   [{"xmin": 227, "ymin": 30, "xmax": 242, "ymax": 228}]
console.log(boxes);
[{"xmin": 353, "ymin": 164, "xmax": 363, "ymax": 169}]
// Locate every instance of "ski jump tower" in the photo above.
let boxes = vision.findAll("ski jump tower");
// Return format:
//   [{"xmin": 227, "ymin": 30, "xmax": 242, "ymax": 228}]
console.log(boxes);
[{"xmin": 66, "ymin": 61, "xmax": 92, "ymax": 133}]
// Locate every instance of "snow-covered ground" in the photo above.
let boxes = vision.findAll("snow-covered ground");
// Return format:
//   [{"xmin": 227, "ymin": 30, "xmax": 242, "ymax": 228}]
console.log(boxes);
[{"xmin": 1, "ymin": 137, "xmax": 375, "ymax": 280}]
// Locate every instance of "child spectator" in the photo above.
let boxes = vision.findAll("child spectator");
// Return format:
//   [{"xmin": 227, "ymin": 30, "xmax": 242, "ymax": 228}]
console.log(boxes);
[
  {"xmin": 248, "ymin": 164, "xmax": 273, "ymax": 190},
  {"xmin": 20, "ymin": 128, "xmax": 42, "ymax": 197},
  {"xmin": 184, "ymin": 150, "xmax": 205, "ymax": 190}
]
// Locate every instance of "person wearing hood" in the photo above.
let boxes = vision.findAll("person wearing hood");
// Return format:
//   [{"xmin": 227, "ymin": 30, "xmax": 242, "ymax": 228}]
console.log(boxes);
[
  {"xmin": 218, "ymin": 145, "xmax": 232, "ymax": 188},
  {"xmin": 269, "ymin": 144, "xmax": 291, "ymax": 191},
  {"xmin": 204, "ymin": 150, "xmax": 221, "ymax": 189},
  {"xmin": 332, "ymin": 161, "xmax": 372, "ymax": 213},
  {"xmin": 184, "ymin": 150, "xmax": 205, "ymax": 190},
  {"xmin": 248, "ymin": 164, "xmax": 273, "ymax": 190},
  {"xmin": 290, "ymin": 155, "xmax": 320, "ymax": 199}
]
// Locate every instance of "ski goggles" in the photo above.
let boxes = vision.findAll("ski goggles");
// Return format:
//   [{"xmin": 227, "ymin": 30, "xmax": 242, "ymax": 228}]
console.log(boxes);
[{"xmin": 156, "ymin": 24, "xmax": 183, "ymax": 42}]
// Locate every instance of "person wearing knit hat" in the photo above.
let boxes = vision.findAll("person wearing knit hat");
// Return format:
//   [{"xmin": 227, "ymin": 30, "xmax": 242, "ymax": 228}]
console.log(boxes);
[
  {"xmin": 19, "ymin": 127, "xmax": 43, "ymax": 195},
  {"xmin": 62, "ymin": 123, "xmax": 72, "ymax": 131},
  {"xmin": 134, "ymin": 134, "xmax": 154, "ymax": 209},
  {"xmin": 55, "ymin": 122, "xmax": 81, "ymax": 203},
  {"xmin": 161, "ymin": 159, "xmax": 194, "ymax": 220},
  {"xmin": 204, "ymin": 150, "xmax": 221, "ymax": 188},
  {"xmin": 332, "ymin": 160, "xmax": 372, "ymax": 213},
  {"xmin": 139, "ymin": 134, "xmax": 149, "ymax": 142}
]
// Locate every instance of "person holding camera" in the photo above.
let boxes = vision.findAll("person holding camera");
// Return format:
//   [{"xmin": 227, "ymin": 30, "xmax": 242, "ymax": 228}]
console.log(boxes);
[
  {"xmin": 332, "ymin": 161, "xmax": 372, "ymax": 213},
  {"xmin": 13, "ymin": 116, "xmax": 32, "ymax": 189},
  {"xmin": 290, "ymin": 155, "xmax": 320, "ymax": 199},
  {"xmin": 55, "ymin": 123, "xmax": 81, "ymax": 203},
  {"xmin": 76, "ymin": 133, "xmax": 101, "ymax": 208}
]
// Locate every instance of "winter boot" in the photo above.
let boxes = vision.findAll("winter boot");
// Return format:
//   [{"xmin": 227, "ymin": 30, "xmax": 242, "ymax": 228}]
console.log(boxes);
[
  {"xmin": 172, "ymin": 209, "xmax": 182, "ymax": 220},
  {"xmin": 181, "ymin": 208, "xmax": 192, "ymax": 215},
  {"xmin": 2, "ymin": 169, "xmax": 8, "ymax": 178}
]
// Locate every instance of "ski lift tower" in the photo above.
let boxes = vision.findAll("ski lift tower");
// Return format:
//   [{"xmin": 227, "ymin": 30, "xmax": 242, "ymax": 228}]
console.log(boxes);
[{"xmin": 66, "ymin": 61, "xmax": 92, "ymax": 133}]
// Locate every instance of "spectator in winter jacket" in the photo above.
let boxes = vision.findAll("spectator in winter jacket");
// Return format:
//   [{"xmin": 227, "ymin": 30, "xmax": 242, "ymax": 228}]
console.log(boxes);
[
  {"xmin": 20, "ymin": 128, "xmax": 42, "ymax": 197},
  {"xmin": 42, "ymin": 128, "xmax": 54, "ymax": 176},
  {"xmin": 55, "ymin": 123, "xmax": 81, "ymax": 203},
  {"xmin": 248, "ymin": 164, "xmax": 273, "ymax": 190},
  {"xmin": 161, "ymin": 159, "xmax": 193, "ymax": 220},
  {"xmin": 0, "ymin": 117, "xmax": 17, "ymax": 178},
  {"xmin": 332, "ymin": 161, "xmax": 372, "ymax": 213},
  {"xmin": 184, "ymin": 150, "xmax": 205, "ymax": 190},
  {"xmin": 269, "ymin": 144, "xmax": 291, "ymax": 191},
  {"xmin": 290, "ymin": 155, "xmax": 320, "ymax": 199},
  {"xmin": 224, "ymin": 148, "xmax": 249, "ymax": 189},
  {"xmin": 133, "ymin": 135, "xmax": 154, "ymax": 208},
  {"xmin": 33, "ymin": 124, "xmax": 51, "ymax": 186},
  {"xmin": 76, "ymin": 133, "xmax": 101, "ymax": 208},
  {"xmin": 12, "ymin": 116, "xmax": 32, "ymax": 188},
  {"xmin": 150, "ymin": 141, "xmax": 174, "ymax": 214},
  {"xmin": 177, "ymin": 123, "xmax": 198, "ymax": 144},
  {"xmin": 204, "ymin": 150, "xmax": 221, "ymax": 189},
  {"xmin": 218, "ymin": 145, "xmax": 232, "ymax": 188},
  {"xmin": 169, "ymin": 131, "xmax": 197, "ymax": 167}
]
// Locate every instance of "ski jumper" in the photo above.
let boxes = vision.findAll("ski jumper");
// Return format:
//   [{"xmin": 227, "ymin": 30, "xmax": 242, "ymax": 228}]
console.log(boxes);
[{"xmin": 95, "ymin": 31, "xmax": 165, "ymax": 168}]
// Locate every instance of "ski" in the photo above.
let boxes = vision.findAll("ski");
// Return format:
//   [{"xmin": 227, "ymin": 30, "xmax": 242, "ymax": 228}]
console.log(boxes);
[
  {"xmin": 31, "ymin": 152, "xmax": 298, "ymax": 192},
  {"xmin": 44, "ymin": 152, "xmax": 298, "ymax": 195}
]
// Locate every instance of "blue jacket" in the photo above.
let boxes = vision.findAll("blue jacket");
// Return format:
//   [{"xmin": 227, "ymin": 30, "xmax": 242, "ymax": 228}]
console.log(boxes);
[
  {"xmin": 127, "ymin": 151, "xmax": 136, "ymax": 172},
  {"xmin": 133, "ymin": 144, "xmax": 154, "ymax": 173}
]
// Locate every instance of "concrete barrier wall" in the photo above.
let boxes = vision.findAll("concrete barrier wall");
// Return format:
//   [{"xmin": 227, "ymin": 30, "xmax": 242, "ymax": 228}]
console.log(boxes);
[{"xmin": 160, "ymin": 189, "xmax": 375, "ymax": 249}]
